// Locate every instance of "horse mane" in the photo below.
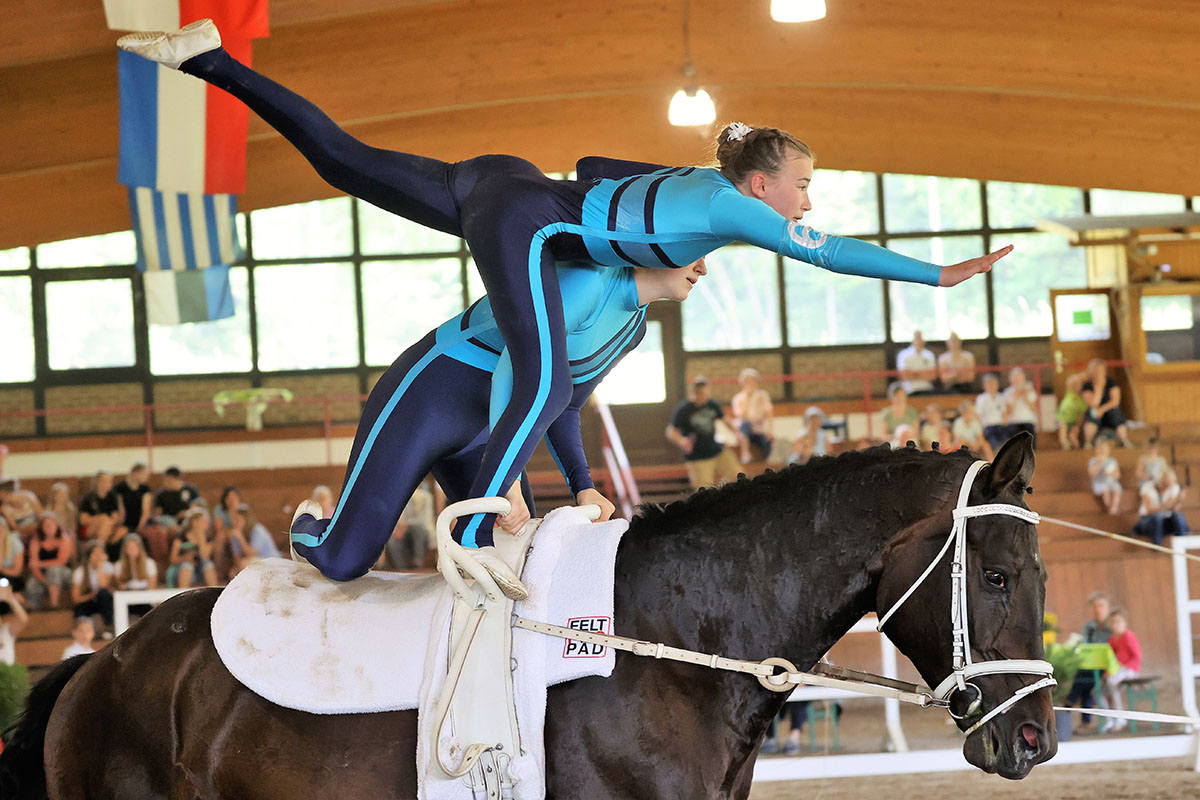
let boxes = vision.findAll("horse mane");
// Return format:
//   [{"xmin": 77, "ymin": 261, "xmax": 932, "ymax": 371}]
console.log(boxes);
[{"xmin": 630, "ymin": 443, "xmax": 976, "ymax": 536}]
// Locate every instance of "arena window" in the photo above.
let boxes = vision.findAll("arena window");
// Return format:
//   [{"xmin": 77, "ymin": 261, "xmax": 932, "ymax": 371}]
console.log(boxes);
[
  {"xmin": 682, "ymin": 246, "xmax": 782, "ymax": 351},
  {"xmin": 253, "ymin": 262, "xmax": 358, "ymax": 371},
  {"xmin": 886, "ymin": 236, "xmax": 988, "ymax": 342},
  {"xmin": 45, "ymin": 278, "xmax": 136, "ymax": 370},
  {"xmin": 362, "ymin": 258, "xmax": 464, "ymax": 367},
  {"xmin": 992, "ymin": 232, "xmax": 1087, "ymax": 338}
]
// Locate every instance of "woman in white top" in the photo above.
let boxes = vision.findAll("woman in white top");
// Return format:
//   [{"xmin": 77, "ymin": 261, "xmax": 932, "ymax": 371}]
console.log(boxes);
[
  {"xmin": 937, "ymin": 332, "xmax": 977, "ymax": 392},
  {"xmin": 1003, "ymin": 368, "xmax": 1039, "ymax": 438},
  {"xmin": 0, "ymin": 582, "xmax": 28, "ymax": 667},
  {"xmin": 72, "ymin": 541, "xmax": 115, "ymax": 629},
  {"xmin": 731, "ymin": 368, "xmax": 774, "ymax": 464}
]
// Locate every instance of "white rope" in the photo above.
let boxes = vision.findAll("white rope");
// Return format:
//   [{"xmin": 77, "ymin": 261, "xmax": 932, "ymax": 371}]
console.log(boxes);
[{"xmin": 1040, "ymin": 515, "xmax": 1200, "ymax": 564}]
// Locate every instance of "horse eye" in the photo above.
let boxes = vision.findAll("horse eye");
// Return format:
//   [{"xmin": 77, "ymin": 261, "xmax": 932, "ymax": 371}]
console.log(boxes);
[{"xmin": 984, "ymin": 569, "xmax": 1007, "ymax": 590}]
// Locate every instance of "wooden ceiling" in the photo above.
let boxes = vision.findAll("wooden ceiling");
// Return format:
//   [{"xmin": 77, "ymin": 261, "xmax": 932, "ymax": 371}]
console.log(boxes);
[{"xmin": 3, "ymin": 0, "xmax": 1199, "ymax": 249}]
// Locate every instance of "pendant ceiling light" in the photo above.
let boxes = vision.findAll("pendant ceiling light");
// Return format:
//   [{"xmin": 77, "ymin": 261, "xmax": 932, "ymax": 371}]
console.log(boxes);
[
  {"xmin": 770, "ymin": 0, "xmax": 827, "ymax": 22},
  {"xmin": 668, "ymin": 0, "xmax": 716, "ymax": 127}
]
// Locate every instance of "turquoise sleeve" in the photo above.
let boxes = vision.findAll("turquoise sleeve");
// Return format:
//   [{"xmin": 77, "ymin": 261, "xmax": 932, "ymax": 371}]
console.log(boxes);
[{"xmin": 708, "ymin": 190, "xmax": 941, "ymax": 286}]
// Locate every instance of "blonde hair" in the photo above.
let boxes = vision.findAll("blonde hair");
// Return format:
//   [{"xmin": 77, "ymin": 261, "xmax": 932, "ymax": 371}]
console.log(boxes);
[
  {"xmin": 119, "ymin": 534, "xmax": 149, "ymax": 583},
  {"xmin": 714, "ymin": 123, "xmax": 813, "ymax": 185}
]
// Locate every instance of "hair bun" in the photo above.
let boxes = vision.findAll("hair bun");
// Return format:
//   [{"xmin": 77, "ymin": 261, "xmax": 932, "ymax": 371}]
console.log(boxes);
[{"xmin": 725, "ymin": 122, "xmax": 754, "ymax": 142}]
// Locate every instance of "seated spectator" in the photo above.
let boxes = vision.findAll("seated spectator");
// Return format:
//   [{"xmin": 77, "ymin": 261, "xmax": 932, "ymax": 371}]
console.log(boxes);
[
  {"xmin": 1064, "ymin": 592, "xmax": 1112, "ymax": 728},
  {"xmin": 1089, "ymin": 439, "xmax": 1123, "ymax": 515},
  {"xmin": 61, "ymin": 616, "xmax": 95, "ymax": 660},
  {"xmin": 896, "ymin": 331, "xmax": 937, "ymax": 396},
  {"xmin": 731, "ymin": 368, "xmax": 774, "ymax": 464},
  {"xmin": 1159, "ymin": 467, "xmax": 1187, "ymax": 512},
  {"xmin": 44, "ymin": 481, "xmax": 78, "ymax": 538},
  {"xmin": 789, "ymin": 406, "xmax": 830, "ymax": 466},
  {"xmin": 166, "ymin": 509, "xmax": 218, "ymax": 589},
  {"xmin": 151, "ymin": 466, "xmax": 201, "ymax": 532},
  {"xmin": 881, "ymin": 383, "xmax": 920, "ymax": 441},
  {"xmin": 1055, "ymin": 373, "xmax": 1088, "ymax": 450},
  {"xmin": 919, "ymin": 403, "xmax": 944, "ymax": 450},
  {"xmin": 1082, "ymin": 359, "xmax": 1133, "ymax": 448},
  {"xmin": 1103, "ymin": 608, "xmax": 1142, "ymax": 729},
  {"xmin": 953, "ymin": 401, "xmax": 993, "ymax": 459},
  {"xmin": 383, "ymin": 482, "xmax": 434, "ymax": 570},
  {"xmin": 0, "ymin": 478, "xmax": 43, "ymax": 542},
  {"xmin": 0, "ymin": 518, "xmax": 25, "ymax": 601},
  {"xmin": 311, "ymin": 485, "xmax": 336, "ymax": 518},
  {"xmin": 114, "ymin": 462, "xmax": 152, "ymax": 536},
  {"xmin": 226, "ymin": 503, "xmax": 281, "ymax": 577},
  {"xmin": 80, "ymin": 471, "xmax": 123, "ymax": 562},
  {"xmin": 213, "ymin": 485, "xmax": 242, "ymax": 537},
  {"xmin": 937, "ymin": 332, "xmax": 976, "ymax": 392},
  {"xmin": 116, "ymin": 533, "xmax": 158, "ymax": 592},
  {"xmin": 1133, "ymin": 472, "xmax": 1190, "ymax": 546},
  {"xmin": 27, "ymin": 515, "xmax": 74, "ymax": 609},
  {"xmin": 666, "ymin": 376, "xmax": 741, "ymax": 489},
  {"xmin": 0, "ymin": 582, "xmax": 28, "ymax": 666},
  {"xmin": 1135, "ymin": 439, "xmax": 1168, "ymax": 493},
  {"xmin": 1003, "ymin": 368, "xmax": 1039, "ymax": 443},
  {"xmin": 976, "ymin": 374, "xmax": 1008, "ymax": 451},
  {"xmin": 72, "ymin": 541, "xmax": 114, "ymax": 632}
]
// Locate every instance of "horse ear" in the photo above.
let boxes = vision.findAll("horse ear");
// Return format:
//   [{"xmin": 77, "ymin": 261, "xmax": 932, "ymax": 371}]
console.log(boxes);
[{"xmin": 987, "ymin": 432, "xmax": 1035, "ymax": 495}]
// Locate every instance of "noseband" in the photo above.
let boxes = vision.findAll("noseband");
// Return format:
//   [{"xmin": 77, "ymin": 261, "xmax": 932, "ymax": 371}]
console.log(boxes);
[{"xmin": 876, "ymin": 460, "xmax": 1055, "ymax": 736}]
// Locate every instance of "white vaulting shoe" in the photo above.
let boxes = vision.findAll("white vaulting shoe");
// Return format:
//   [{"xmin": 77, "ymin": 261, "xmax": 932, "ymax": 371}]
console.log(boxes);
[
  {"xmin": 465, "ymin": 546, "xmax": 529, "ymax": 601},
  {"xmin": 288, "ymin": 499, "xmax": 325, "ymax": 565},
  {"xmin": 116, "ymin": 18, "xmax": 222, "ymax": 70}
]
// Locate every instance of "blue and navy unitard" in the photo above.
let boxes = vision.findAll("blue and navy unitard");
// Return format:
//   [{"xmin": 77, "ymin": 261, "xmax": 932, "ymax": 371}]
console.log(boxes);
[
  {"xmin": 179, "ymin": 47, "xmax": 941, "ymax": 548},
  {"xmin": 289, "ymin": 264, "xmax": 647, "ymax": 579}
]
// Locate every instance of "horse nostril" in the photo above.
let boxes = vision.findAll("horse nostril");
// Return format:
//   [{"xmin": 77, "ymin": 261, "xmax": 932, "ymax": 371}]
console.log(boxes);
[{"xmin": 1019, "ymin": 723, "xmax": 1040, "ymax": 752}]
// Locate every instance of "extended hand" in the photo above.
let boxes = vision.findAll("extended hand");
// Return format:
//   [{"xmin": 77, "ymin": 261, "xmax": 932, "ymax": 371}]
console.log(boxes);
[
  {"xmin": 939, "ymin": 245, "xmax": 1013, "ymax": 287},
  {"xmin": 575, "ymin": 488, "xmax": 616, "ymax": 522},
  {"xmin": 497, "ymin": 482, "xmax": 531, "ymax": 535}
]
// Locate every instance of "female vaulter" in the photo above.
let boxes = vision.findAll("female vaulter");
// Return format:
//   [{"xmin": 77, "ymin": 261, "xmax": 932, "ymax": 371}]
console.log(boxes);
[{"xmin": 118, "ymin": 20, "xmax": 1010, "ymax": 594}]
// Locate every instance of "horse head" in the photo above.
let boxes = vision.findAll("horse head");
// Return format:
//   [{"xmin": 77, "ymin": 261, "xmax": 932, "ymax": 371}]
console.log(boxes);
[{"xmin": 875, "ymin": 432, "xmax": 1056, "ymax": 779}]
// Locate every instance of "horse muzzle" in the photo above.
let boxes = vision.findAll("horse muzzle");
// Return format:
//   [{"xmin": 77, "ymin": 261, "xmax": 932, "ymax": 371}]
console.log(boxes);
[{"xmin": 963, "ymin": 707, "xmax": 1057, "ymax": 779}]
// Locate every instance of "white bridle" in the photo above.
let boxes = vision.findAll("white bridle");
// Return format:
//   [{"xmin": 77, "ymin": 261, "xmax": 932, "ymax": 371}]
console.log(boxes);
[{"xmin": 875, "ymin": 460, "xmax": 1056, "ymax": 736}]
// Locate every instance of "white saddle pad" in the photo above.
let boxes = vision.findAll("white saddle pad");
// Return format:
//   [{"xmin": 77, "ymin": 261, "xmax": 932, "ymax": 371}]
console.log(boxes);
[{"xmin": 211, "ymin": 506, "xmax": 627, "ymax": 716}]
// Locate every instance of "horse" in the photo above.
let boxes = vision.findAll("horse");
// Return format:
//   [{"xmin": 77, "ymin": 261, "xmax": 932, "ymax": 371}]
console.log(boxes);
[{"xmin": 0, "ymin": 433, "xmax": 1055, "ymax": 799}]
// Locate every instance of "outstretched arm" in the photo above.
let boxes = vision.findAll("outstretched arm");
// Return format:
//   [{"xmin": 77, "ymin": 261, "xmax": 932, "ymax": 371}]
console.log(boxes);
[{"xmin": 576, "ymin": 156, "xmax": 672, "ymax": 182}]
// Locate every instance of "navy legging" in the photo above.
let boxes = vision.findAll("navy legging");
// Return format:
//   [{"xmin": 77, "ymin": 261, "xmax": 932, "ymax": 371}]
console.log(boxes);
[
  {"xmin": 183, "ymin": 49, "xmax": 587, "ymax": 546},
  {"xmin": 290, "ymin": 329, "xmax": 535, "ymax": 580}
]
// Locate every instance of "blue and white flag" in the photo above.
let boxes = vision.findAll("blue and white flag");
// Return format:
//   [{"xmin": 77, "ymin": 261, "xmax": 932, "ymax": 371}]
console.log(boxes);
[{"xmin": 129, "ymin": 187, "xmax": 241, "ymax": 324}]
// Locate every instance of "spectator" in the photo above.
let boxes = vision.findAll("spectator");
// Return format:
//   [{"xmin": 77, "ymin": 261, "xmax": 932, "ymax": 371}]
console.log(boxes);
[
  {"xmin": 0, "ymin": 518, "xmax": 25, "ymax": 600},
  {"xmin": 953, "ymin": 401, "xmax": 993, "ymax": 459},
  {"xmin": 896, "ymin": 331, "xmax": 937, "ymax": 396},
  {"xmin": 213, "ymin": 485, "xmax": 242, "ymax": 537},
  {"xmin": 116, "ymin": 533, "xmax": 158, "ymax": 592},
  {"xmin": 881, "ymin": 383, "xmax": 920, "ymax": 441},
  {"xmin": 1135, "ymin": 439, "xmax": 1168, "ymax": 493},
  {"xmin": 43, "ymin": 481, "xmax": 78, "ymax": 538},
  {"xmin": 311, "ymin": 485, "xmax": 336, "ymax": 518},
  {"xmin": 731, "ymin": 368, "xmax": 775, "ymax": 464},
  {"xmin": 789, "ymin": 406, "xmax": 830, "ymax": 466},
  {"xmin": 71, "ymin": 541, "xmax": 114, "ymax": 632},
  {"xmin": 80, "ymin": 471, "xmax": 123, "ymax": 562},
  {"xmin": 61, "ymin": 616, "xmax": 95, "ymax": 660},
  {"xmin": 919, "ymin": 403, "xmax": 944, "ymax": 450},
  {"xmin": 384, "ymin": 482, "xmax": 434, "ymax": 570},
  {"xmin": 1003, "ymin": 368, "xmax": 1039, "ymax": 443},
  {"xmin": 226, "ymin": 503, "xmax": 281, "ymax": 577},
  {"xmin": 1102, "ymin": 608, "xmax": 1142, "ymax": 730},
  {"xmin": 166, "ymin": 509, "xmax": 217, "ymax": 589},
  {"xmin": 27, "ymin": 515, "xmax": 74, "ymax": 609},
  {"xmin": 0, "ymin": 444, "xmax": 9, "ymax": 482},
  {"xmin": 1159, "ymin": 467, "xmax": 1187, "ymax": 513},
  {"xmin": 1082, "ymin": 359, "xmax": 1133, "ymax": 448},
  {"xmin": 976, "ymin": 374, "xmax": 1008, "ymax": 451},
  {"xmin": 151, "ymin": 466, "xmax": 201, "ymax": 530},
  {"xmin": 113, "ymin": 462, "xmax": 152, "ymax": 535},
  {"xmin": 1133, "ymin": 472, "xmax": 1190, "ymax": 546},
  {"xmin": 1055, "ymin": 373, "xmax": 1088, "ymax": 451},
  {"xmin": 1089, "ymin": 439, "xmax": 1123, "ymax": 515},
  {"xmin": 1064, "ymin": 592, "xmax": 1113, "ymax": 728},
  {"xmin": 0, "ymin": 582, "xmax": 28, "ymax": 666},
  {"xmin": 937, "ymin": 332, "xmax": 976, "ymax": 392},
  {"xmin": 666, "ymin": 376, "xmax": 741, "ymax": 489},
  {"xmin": 0, "ymin": 478, "xmax": 43, "ymax": 542}
]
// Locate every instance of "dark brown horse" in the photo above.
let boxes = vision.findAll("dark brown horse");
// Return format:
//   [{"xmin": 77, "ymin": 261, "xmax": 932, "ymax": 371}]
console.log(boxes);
[{"xmin": 1, "ymin": 434, "xmax": 1054, "ymax": 799}]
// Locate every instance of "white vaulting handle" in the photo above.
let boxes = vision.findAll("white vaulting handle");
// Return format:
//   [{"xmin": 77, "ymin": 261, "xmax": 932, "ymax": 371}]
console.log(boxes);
[
  {"xmin": 576, "ymin": 503, "xmax": 602, "ymax": 522},
  {"xmin": 436, "ymin": 497, "xmax": 512, "ymax": 602}
]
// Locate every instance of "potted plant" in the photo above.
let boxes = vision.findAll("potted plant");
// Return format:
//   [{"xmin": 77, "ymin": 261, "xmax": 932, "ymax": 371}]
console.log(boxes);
[
  {"xmin": 0, "ymin": 661, "xmax": 30, "ymax": 742},
  {"xmin": 1045, "ymin": 642, "xmax": 1083, "ymax": 742},
  {"xmin": 213, "ymin": 387, "xmax": 293, "ymax": 432}
]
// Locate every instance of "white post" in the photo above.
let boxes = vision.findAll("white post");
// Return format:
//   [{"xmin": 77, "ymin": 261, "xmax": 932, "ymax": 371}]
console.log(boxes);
[
  {"xmin": 1171, "ymin": 535, "xmax": 1200, "ymax": 771},
  {"xmin": 112, "ymin": 588, "xmax": 188, "ymax": 636}
]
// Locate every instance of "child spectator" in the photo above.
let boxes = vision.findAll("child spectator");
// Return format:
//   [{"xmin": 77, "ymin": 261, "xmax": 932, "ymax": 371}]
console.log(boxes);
[
  {"xmin": 61, "ymin": 616, "xmax": 96, "ymax": 660},
  {"xmin": 1104, "ymin": 608, "xmax": 1142, "ymax": 729},
  {"xmin": 166, "ymin": 509, "xmax": 218, "ymax": 589},
  {"xmin": 976, "ymin": 374, "xmax": 1008, "ymax": 451},
  {"xmin": 919, "ymin": 403, "xmax": 945, "ymax": 450},
  {"xmin": 1055, "ymin": 373, "xmax": 1088, "ymax": 450},
  {"xmin": 953, "ymin": 401, "xmax": 993, "ymax": 459},
  {"xmin": 44, "ymin": 481, "xmax": 78, "ymax": 538},
  {"xmin": 0, "ymin": 478, "xmax": 43, "ymax": 542},
  {"xmin": 27, "ymin": 515, "xmax": 74, "ymax": 609},
  {"xmin": 226, "ymin": 503, "xmax": 281, "ymax": 577},
  {"xmin": 1003, "ymin": 368, "xmax": 1039, "ymax": 442},
  {"xmin": 0, "ymin": 518, "xmax": 25, "ymax": 600},
  {"xmin": 1135, "ymin": 439, "xmax": 1168, "ymax": 493},
  {"xmin": 116, "ymin": 533, "xmax": 158, "ymax": 591},
  {"xmin": 1089, "ymin": 439, "xmax": 1123, "ymax": 515},
  {"xmin": 789, "ymin": 407, "xmax": 831, "ymax": 466},
  {"xmin": 213, "ymin": 485, "xmax": 242, "ymax": 537},
  {"xmin": 937, "ymin": 332, "xmax": 976, "ymax": 392},
  {"xmin": 1134, "ymin": 472, "xmax": 1190, "ymax": 546},
  {"xmin": 0, "ymin": 582, "xmax": 28, "ymax": 666},
  {"xmin": 80, "ymin": 471, "xmax": 123, "ymax": 561},
  {"xmin": 1159, "ymin": 467, "xmax": 1187, "ymax": 512},
  {"xmin": 731, "ymin": 368, "xmax": 774, "ymax": 464},
  {"xmin": 881, "ymin": 383, "xmax": 920, "ymax": 441},
  {"xmin": 72, "ymin": 540, "xmax": 114, "ymax": 632}
]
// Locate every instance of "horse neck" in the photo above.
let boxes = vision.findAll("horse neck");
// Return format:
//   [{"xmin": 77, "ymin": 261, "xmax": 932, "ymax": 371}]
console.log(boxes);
[{"xmin": 615, "ymin": 456, "xmax": 959, "ymax": 668}]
